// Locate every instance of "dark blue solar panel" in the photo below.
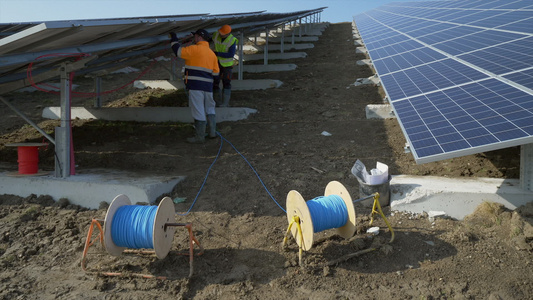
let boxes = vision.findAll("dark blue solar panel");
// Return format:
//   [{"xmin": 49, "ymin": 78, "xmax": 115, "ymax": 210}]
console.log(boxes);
[
  {"xmin": 368, "ymin": 39, "xmax": 425, "ymax": 59},
  {"xmin": 499, "ymin": 17, "xmax": 533, "ymax": 34},
  {"xmin": 373, "ymin": 48, "xmax": 446, "ymax": 74},
  {"xmin": 498, "ymin": 1, "xmax": 533, "ymax": 9},
  {"xmin": 432, "ymin": 30, "xmax": 524, "ymax": 55},
  {"xmin": 431, "ymin": 39, "xmax": 481, "ymax": 55},
  {"xmin": 458, "ymin": 44, "xmax": 533, "ymax": 75},
  {"xmin": 504, "ymin": 69, "xmax": 533, "ymax": 90},
  {"xmin": 373, "ymin": 60, "xmax": 392, "ymax": 75},
  {"xmin": 396, "ymin": 20, "xmax": 436, "ymax": 32},
  {"xmin": 469, "ymin": 10, "xmax": 533, "ymax": 28},
  {"xmin": 353, "ymin": 0, "xmax": 533, "ymax": 163},
  {"xmin": 476, "ymin": 0, "xmax": 523, "ymax": 9},
  {"xmin": 367, "ymin": 39, "xmax": 424, "ymax": 53},
  {"xmin": 391, "ymin": 80, "xmax": 533, "ymax": 161},
  {"xmin": 407, "ymin": 23, "xmax": 457, "ymax": 38},
  {"xmin": 450, "ymin": 10, "xmax": 502, "ymax": 24},
  {"xmin": 460, "ymin": 0, "xmax": 496, "ymax": 8},
  {"xmin": 422, "ymin": 8, "xmax": 456, "ymax": 19},
  {"xmin": 383, "ymin": 59, "xmax": 488, "ymax": 101},
  {"xmin": 431, "ymin": 9, "xmax": 475, "ymax": 21}
]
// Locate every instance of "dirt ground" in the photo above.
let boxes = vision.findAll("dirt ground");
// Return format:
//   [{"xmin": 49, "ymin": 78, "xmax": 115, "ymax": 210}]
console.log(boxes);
[{"xmin": 0, "ymin": 22, "xmax": 532, "ymax": 299}]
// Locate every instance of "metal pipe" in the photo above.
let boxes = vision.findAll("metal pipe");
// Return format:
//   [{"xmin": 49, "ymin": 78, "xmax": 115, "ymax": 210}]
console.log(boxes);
[
  {"xmin": 238, "ymin": 31, "xmax": 244, "ymax": 80},
  {"xmin": 164, "ymin": 222, "xmax": 189, "ymax": 230},
  {"xmin": 352, "ymin": 193, "xmax": 378, "ymax": 203},
  {"xmin": 264, "ymin": 28, "xmax": 269, "ymax": 65},
  {"xmin": 280, "ymin": 22, "xmax": 285, "ymax": 53},
  {"xmin": 0, "ymin": 96, "xmax": 56, "ymax": 145}
]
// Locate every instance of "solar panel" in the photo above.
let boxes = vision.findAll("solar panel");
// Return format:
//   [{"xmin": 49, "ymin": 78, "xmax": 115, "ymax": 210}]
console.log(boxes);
[
  {"xmin": 0, "ymin": 8, "xmax": 327, "ymax": 93},
  {"xmin": 353, "ymin": 0, "xmax": 533, "ymax": 164}
]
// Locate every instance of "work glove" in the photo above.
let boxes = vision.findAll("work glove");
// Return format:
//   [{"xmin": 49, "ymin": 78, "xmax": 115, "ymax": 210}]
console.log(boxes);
[{"xmin": 169, "ymin": 32, "xmax": 179, "ymax": 42}]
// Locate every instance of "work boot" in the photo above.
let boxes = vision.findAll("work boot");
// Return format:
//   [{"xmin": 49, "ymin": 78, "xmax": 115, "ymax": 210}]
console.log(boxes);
[
  {"xmin": 220, "ymin": 89, "xmax": 231, "ymax": 107},
  {"xmin": 207, "ymin": 114, "xmax": 217, "ymax": 139},
  {"xmin": 213, "ymin": 88, "xmax": 223, "ymax": 107},
  {"xmin": 187, "ymin": 120, "xmax": 206, "ymax": 144}
]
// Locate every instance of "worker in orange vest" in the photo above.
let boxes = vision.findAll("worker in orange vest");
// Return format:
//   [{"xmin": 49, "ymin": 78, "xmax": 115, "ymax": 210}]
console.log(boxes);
[{"xmin": 170, "ymin": 29, "xmax": 220, "ymax": 143}]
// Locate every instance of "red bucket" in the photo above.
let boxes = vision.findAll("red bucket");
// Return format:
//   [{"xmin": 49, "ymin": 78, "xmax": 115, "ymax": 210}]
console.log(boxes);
[{"xmin": 17, "ymin": 146, "xmax": 39, "ymax": 174}]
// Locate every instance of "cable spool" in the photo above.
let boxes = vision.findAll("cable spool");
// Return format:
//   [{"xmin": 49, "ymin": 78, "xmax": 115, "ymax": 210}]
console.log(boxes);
[
  {"xmin": 286, "ymin": 181, "xmax": 356, "ymax": 251},
  {"xmin": 103, "ymin": 194, "xmax": 176, "ymax": 259},
  {"xmin": 6, "ymin": 143, "xmax": 48, "ymax": 176}
]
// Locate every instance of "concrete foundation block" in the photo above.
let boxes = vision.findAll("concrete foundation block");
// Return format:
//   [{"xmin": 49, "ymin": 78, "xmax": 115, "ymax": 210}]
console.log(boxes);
[
  {"xmin": 391, "ymin": 175, "xmax": 533, "ymax": 220},
  {"xmin": 0, "ymin": 169, "xmax": 184, "ymax": 210},
  {"xmin": 366, "ymin": 104, "xmax": 395, "ymax": 119}
]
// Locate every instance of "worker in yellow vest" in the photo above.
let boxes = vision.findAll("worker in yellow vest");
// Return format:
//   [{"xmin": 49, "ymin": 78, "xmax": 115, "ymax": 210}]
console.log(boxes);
[{"xmin": 212, "ymin": 25, "xmax": 238, "ymax": 107}]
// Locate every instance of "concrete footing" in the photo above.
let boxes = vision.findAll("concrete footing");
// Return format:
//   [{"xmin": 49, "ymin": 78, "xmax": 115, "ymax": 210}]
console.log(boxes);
[
  {"xmin": 0, "ymin": 168, "xmax": 184, "ymax": 209},
  {"xmin": 241, "ymin": 52, "xmax": 307, "ymax": 61},
  {"xmin": 242, "ymin": 64, "xmax": 297, "ymax": 73},
  {"xmin": 42, "ymin": 106, "xmax": 258, "ymax": 123},
  {"xmin": 260, "ymin": 28, "xmax": 325, "ymax": 37},
  {"xmin": 366, "ymin": 104, "xmax": 395, "ymax": 119},
  {"xmin": 356, "ymin": 47, "xmax": 367, "ymax": 54},
  {"xmin": 133, "ymin": 79, "xmax": 283, "ymax": 91},
  {"xmin": 390, "ymin": 175, "xmax": 533, "ymax": 220},
  {"xmin": 357, "ymin": 59, "xmax": 372, "ymax": 66},
  {"xmin": 243, "ymin": 43, "xmax": 314, "ymax": 52},
  {"xmin": 251, "ymin": 36, "xmax": 319, "ymax": 43},
  {"xmin": 353, "ymin": 75, "xmax": 380, "ymax": 86}
]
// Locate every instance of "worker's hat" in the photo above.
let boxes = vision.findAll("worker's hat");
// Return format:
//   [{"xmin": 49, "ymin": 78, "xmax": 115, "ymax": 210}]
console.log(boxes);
[
  {"xmin": 191, "ymin": 29, "xmax": 211, "ymax": 41},
  {"xmin": 219, "ymin": 25, "xmax": 232, "ymax": 35}
]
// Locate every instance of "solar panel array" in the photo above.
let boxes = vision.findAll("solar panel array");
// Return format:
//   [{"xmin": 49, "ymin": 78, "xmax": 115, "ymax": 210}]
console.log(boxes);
[
  {"xmin": 353, "ymin": 0, "xmax": 533, "ymax": 163},
  {"xmin": 0, "ymin": 8, "xmax": 325, "ymax": 93}
]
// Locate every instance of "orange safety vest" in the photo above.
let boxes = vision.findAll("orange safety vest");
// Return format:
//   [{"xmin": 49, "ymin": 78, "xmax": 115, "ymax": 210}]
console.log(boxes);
[{"xmin": 177, "ymin": 41, "xmax": 220, "ymax": 91}]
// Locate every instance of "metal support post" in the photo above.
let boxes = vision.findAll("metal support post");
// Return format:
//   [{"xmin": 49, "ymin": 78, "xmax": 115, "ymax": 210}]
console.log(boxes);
[
  {"xmin": 55, "ymin": 63, "xmax": 71, "ymax": 178},
  {"xmin": 520, "ymin": 144, "xmax": 533, "ymax": 191},
  {"xmin": 280, "ymin": 22, "xmax": 285, "ymax": 53},
  {"xmin": 94, "ymin": 76, "xmax": 102, "ymax": 108},
  {"xmin": 291, "ymin": 30, "xmax": 295, "ymax": 45},
  {"xmin": 170, "ymin": 58, "xmax": 178, "ymax": 81},
  {"xmin": 238, "ymin": 31, "xmax": 244, "ymax": 80},
  {"xmin": 264, "ymin": 28, "xmax": 269, "ymax": 65}
]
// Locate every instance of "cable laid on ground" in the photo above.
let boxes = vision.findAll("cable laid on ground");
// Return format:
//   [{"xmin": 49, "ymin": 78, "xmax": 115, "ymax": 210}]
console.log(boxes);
[{"xmin": 178, "ymin": 131, "xmax": 285, "ymax": 215}]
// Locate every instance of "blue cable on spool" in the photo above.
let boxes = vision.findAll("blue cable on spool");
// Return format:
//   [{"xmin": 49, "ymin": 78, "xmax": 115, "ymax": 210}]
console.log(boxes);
[
  {"xmin": 285, "ymin": 181, "xmax": 356, "ymax": 251},
  {"xmin": 307, "ymin": 195, "xmax": 348, "ymax": 233},
  {"xmin": 104, "ymin": 195, "xmax": 176, "ymax": 259},
  {"xmin": 111, "ymin": 205, "xmax": 158, "ymax": 249}
]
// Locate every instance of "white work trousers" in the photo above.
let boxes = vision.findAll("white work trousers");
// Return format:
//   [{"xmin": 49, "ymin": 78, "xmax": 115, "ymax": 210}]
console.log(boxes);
[{"xmin": 188, "ymin": 89, "xmax": 216, "ymax": 121}]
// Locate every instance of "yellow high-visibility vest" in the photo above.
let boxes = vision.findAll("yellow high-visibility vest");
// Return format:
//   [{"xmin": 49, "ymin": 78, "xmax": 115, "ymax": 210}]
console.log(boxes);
[{"xmin": 213, "ymin": 32, "xmax": 238, "ymax": 67}]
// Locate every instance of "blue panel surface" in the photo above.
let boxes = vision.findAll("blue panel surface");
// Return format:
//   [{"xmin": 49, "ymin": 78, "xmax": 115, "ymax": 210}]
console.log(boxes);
[
  {"xmin": 353, "ymin": 0, "xmax": 533, "ymax": 163},
  {"xmin": 504, "ymin": 69, "xmax": 533, "ymax": 90}
]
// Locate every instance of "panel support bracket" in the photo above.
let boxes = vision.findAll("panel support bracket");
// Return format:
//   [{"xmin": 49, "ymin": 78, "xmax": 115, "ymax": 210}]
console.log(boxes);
[{"xmin": 520, "ymin": 143, "xmax": 533, "ymax": 191}]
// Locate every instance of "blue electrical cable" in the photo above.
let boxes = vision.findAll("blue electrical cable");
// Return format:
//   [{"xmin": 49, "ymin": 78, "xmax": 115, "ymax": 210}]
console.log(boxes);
[
  {"xmin": 178, "ymin": 131, "xmax": 285, "ymax": 215},
  {"xmin": 218, "ymin": 132, "xmax": 286, "ymax": 213},
  {"xmin": 111, "ymin": 205, "xmax": 158, "ymax": 249},
  {"xmin": 307, "ymin": 195, "xmax": 348, "ymax": 233}
]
